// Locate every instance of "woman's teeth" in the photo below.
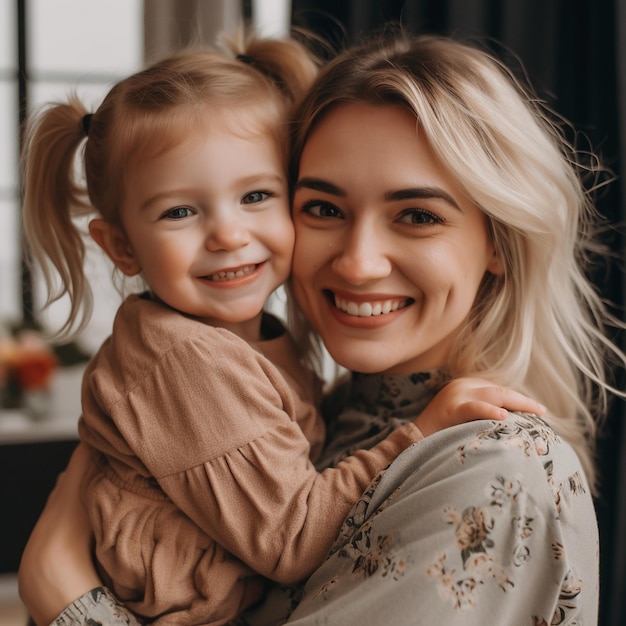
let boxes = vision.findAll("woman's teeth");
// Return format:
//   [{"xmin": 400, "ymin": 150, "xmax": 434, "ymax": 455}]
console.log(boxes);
[
  {"xmin": 334, "ymin": 296, "xmax": 408, "ymax": 317},
  {"xmin": 208, "ymin": 265, "xmax": 256, "ymax": 281}
]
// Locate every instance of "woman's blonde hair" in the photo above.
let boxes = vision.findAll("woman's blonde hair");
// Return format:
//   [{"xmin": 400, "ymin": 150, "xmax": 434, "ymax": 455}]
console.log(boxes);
[
  {"xmin": 22, "ymin": 29, "xmax": 319, "ymax": 341},
  {"xmin": 288, "ymin": 32, "xmax": 625, "ymax": 488}
]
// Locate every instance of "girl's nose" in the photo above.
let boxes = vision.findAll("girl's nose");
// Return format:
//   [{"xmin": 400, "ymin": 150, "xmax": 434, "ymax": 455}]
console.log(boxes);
[
  {"xmin": 205, "ymin": 218, "xmax": 250, "ymax": 251},
  {"xmin": 331, "ymin": 226, "xmax": 392, "ymax": 285}
]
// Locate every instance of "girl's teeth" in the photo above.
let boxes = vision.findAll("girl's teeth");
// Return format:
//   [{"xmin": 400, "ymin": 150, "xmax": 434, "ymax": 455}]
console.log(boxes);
[{"xmin": 210, "ymin": 265, "xmax": 255, "ymax": 281}]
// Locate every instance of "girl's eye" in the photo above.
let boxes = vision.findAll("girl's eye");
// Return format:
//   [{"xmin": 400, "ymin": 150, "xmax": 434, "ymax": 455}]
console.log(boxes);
[
  {"xmin": 242, "ymin": 191, "xmax": 270, "ymax": 204},
  {"xmin": 397, "ymin": 208, "xmax": 444, "ymax": 226},
  {"xmin": 300, "ymin": 201, "xmax": 343, "ymax": 219},
  {"xmin": 162, "ymin": 206, "xmax": 194, "ymax": 220}
]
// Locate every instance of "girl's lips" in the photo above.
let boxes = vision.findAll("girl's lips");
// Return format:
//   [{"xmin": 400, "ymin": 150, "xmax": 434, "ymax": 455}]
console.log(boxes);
[{"xmin": 324, "ymin": 289, "xmax": 414, "ymax": 318}]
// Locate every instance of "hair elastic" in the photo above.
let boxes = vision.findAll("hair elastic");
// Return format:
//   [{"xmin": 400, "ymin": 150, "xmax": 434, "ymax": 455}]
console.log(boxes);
[
  {"xmin": 81, "ymin": 113, "xmax": 93, "ymax": 136},
  {"xmin": 236, "ymin": 54, "xmax": 254, "ymax": 65}
]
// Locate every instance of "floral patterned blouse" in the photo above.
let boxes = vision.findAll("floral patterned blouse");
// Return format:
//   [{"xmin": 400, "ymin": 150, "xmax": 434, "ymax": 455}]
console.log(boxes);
[{"xmin": 51, "ymin": 370, "xmax": 599, "ymax": 625}]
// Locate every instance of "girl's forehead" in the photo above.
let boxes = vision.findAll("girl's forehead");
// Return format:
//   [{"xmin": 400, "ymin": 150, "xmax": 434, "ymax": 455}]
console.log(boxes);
[{"xmin": 127, "ymin": 102, "xmax": 285, "ymax": 161}]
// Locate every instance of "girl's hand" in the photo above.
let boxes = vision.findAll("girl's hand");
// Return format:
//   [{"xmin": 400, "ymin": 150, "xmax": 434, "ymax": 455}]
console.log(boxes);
[
  {"xmin": 18, "ymin": 442, "xmax": 102, "ymax": 626},
  {"xmin": 414, "ymin": 377, "xmax": 546, "ymax": 437}
]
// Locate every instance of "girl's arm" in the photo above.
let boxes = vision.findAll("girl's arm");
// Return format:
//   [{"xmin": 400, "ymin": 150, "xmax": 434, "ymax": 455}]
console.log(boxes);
[{"xmin": 149, "ymin": 356, "xmax": 543, "ymax": 583}]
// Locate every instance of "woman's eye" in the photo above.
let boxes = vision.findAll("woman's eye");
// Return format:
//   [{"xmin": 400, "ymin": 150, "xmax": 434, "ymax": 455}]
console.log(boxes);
[
  {"xmin": 242, "ymin": 191, "xmax": 270, "ymax": 204},
  {"xmin": 301, "ymin": 201, "xmax": 343, "ymax": 219},
  {"xmin": 162, "ymin": 206, "xmax": 193, "ymax": 220},
  {"xmin": 398, "ymin": 208, "xmax": 444, "ymax": 226}
]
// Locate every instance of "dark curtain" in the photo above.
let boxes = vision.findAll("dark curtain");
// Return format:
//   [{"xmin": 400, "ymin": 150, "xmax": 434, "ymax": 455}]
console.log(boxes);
[{"xmin": 290, "ymin": 1, "xmax": 626, "ymax": 624}]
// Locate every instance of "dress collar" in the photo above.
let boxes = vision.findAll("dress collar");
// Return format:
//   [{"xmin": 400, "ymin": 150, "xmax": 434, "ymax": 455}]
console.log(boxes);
[{"xmin": 347, "ymin": 369, "xmax": 450, "ymax": 419}]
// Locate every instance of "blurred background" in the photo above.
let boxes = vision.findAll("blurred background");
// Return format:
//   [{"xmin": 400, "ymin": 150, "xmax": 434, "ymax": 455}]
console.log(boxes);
[{"xmin": 0, "ymin": 1, "xmax": 623, "ymax": 624}]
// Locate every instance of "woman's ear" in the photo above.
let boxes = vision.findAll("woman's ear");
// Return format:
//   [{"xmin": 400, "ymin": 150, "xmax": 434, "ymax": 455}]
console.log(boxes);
[
  {"xmin": 89, "ymin": 219, "xmax": 141, "ymax": 276},
  {"xmin": 487, "ymin": 248, "xmax": 504, "ymax": 276}
]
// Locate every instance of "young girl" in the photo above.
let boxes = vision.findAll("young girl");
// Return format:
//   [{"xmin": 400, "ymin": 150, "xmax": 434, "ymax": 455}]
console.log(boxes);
[{"xmin": 20, "ymin": 32, "xmax": 542, "ymax": 626}]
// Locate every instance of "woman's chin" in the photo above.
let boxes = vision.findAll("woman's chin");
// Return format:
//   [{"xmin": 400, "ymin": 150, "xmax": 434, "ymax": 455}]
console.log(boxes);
[{"xmin": 324, "ymin": 343, "xmax": 398, "ymax": 375}]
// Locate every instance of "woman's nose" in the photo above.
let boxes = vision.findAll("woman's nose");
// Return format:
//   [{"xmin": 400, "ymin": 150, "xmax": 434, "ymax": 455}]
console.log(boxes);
[
  {"xmin": 205, "ymin": 217, "xmax": 250, "ymax": 251},
  {"xmin": 331, "ymin": 227, "xmax": 392, "ymax": 285}
]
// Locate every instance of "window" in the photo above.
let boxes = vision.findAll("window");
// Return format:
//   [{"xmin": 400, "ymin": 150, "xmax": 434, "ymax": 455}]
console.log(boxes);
[
  {"xmin": 2, "ymin": 0, "xmax": 290, "ymax": 354},
  {"xmin": 0, "ymin": 1, "xmax": 19, "ymax": 322},
  {"xmin": 1, "ymin": 0, "xmax": 142, "ymax": 352}
]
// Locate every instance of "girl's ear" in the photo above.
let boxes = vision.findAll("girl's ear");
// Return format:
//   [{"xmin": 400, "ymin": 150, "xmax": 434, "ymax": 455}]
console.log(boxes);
[{"xmin": 89, "ymin": 219, "xmax": 141, "ymax": 276}]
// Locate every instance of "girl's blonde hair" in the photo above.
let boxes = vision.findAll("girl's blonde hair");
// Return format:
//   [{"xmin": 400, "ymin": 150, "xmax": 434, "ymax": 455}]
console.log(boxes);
[
  {"xmin": 288, "ymin": 32, "xmax": 625, "ymax": 488},
  {"xmin": 22, "ymin": 29, "xmax": 319, "ymax": 341}
]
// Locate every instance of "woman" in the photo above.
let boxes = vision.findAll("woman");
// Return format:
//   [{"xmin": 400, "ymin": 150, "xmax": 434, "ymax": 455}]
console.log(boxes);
[{"xmin": 20, "ymin": 32, "xmax": 623, "ymax": 625}]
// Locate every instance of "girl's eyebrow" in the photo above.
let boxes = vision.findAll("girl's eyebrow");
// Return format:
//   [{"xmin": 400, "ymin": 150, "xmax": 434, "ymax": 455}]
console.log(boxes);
[
  {"xmin": 384, "ymin": 187, "xmax": 461, "ymax": 211},
  {"xmin": 295, "ymin": 177, "xmax": 461, "ymax": 211},
  {"xmin": 140, "ymin": 174, "xmax": 285, "ymax": 211}
]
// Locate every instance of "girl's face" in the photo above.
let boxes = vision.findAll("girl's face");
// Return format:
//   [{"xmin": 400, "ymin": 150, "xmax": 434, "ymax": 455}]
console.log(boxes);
[
  {"xmin": 98, "ymin": 114, "xmax": 293, "ymax": 342},
  {"xmin": 292, "ymin": 103, "xmax": 502, "ymax": 374}
]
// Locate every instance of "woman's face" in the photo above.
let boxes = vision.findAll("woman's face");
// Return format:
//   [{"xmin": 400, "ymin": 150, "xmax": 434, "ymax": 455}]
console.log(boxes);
[{"xmin": 291, "ymin": 103, "xmax": 502, "ymax": 375}]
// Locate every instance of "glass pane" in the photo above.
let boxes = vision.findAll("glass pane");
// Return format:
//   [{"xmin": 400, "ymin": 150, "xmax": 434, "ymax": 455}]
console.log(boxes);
[
  {"xmin": 0, "ymin": 0, "xmax": 16, "ymax": 72},
  {"xmin": 0, "ymin": 199, "xmax": 21, "ymax": 321},
  {"xmin": 0, "ymin": 83, "xmax": 18, "ymax": 189},
  {"xmin": 28, "ymin": 0, "xmax": 143, "ymax": 75},
  {"xmin": 30, "ymin": 80, "xmax": 114, "ymax": 114},
  {"xmin": 18, "ymin": 0, "xmax": 143, "ymax": 342}
]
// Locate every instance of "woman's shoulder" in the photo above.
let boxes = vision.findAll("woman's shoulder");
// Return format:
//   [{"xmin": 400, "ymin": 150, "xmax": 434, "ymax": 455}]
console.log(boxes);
[
  {"xmin": 456, "ymin": 412, "xmax": 575, "ymax": 465},
  {"xmin": 299, "ymin": 412, "xmax": 598, "ymax": 626},
  {"xmin": 428, "ymin": 412, "xmax": 588, "ymax": 495},
  {"xmin": 370, "ymin": 412, "xmax": 592, "ymax": 519}
]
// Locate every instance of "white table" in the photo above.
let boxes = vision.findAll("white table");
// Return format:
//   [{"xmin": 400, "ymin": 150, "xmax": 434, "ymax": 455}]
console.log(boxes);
[{"xmin": 0, "ymin": 365, "xmax": 84, "ymax": 444}]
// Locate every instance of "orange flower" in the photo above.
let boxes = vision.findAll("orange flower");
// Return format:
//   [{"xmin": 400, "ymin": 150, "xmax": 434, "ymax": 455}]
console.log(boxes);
[
  {"xmin": 0, "ymin": 330, "xmax": 59, "ymax": 393},
  {"xmin": 14, "ymin": 349, "xmax": 59, "ymax": 390}
]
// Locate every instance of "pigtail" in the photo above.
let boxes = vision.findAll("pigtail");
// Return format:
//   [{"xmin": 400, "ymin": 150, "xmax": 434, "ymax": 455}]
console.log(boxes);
[
  {"xmin": 21, "ymin": 95, "xmax": 94, "ymax": 341},
  {"xmin": 222, "ymin": 28, "xmax": 322, "ymax": 110}
]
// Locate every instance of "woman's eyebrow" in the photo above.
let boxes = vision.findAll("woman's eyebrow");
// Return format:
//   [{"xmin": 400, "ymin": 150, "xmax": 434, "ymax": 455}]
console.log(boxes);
[
  {"xmin": 295, "ymin": 178, "xmax": 461, "ymax": 211},
  {"xmin": 385, "ymin": 187, "xmax": 461, "ymax": 211},
  {"xmin": 295, "ymin": 177, "xmax": 346, "ymax": 197}
]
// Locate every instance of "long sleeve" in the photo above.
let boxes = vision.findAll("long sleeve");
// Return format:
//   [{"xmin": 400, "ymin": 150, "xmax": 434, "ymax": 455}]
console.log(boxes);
[{"xmin": 50, "ymin": 587, "xmax": 143, "ymax": 626}]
